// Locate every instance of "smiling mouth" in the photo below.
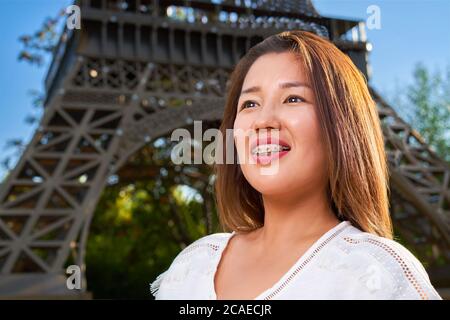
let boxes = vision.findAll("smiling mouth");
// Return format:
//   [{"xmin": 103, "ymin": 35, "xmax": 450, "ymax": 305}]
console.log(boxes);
[{"xmin": 249, "ymin": 137, "xmax": 292, "ymax": 165}]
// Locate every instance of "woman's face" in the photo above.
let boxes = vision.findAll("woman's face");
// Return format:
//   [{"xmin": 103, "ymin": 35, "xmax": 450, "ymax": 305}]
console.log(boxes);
[{"xmin": 233, "ymin": 52, "xmax": 328, "ymax": 197}]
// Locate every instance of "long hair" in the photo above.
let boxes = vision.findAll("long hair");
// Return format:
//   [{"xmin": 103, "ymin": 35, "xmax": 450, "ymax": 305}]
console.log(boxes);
[{"xmin": 214, "ymin": 30, "xmax": 393, "ymax": 239}]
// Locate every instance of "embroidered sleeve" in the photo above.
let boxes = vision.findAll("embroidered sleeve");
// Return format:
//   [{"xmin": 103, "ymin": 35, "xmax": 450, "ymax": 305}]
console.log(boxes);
[
  {"xmin": 386, "ymin": 241, "xmax": 442, "ymax": 300},
  {"xmin": 149, "ymin": 233, "xmax": 224, "ymax": 299},
  {"xmin": 343, "ymin": 235, "xmax": 442, "ymax": 300}
]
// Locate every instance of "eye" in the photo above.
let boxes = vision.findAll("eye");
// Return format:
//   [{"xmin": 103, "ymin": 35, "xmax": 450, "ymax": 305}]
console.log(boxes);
[
  {"xmin": 285, "ymin": 95, "xmax": 306, "ymax": 103},
  {"xmin": 239, "ymin": 100, "xmax": 258, "ymax": 110},
  {"xmin": 239, "ymin": 95, "xmax": 305, "ymax": 111}
]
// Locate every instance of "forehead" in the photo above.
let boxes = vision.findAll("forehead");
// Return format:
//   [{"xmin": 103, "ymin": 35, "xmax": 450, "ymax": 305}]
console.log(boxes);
[{"xmin": 243, "ymin": 52, "xmax": 307, "ymax": 86}]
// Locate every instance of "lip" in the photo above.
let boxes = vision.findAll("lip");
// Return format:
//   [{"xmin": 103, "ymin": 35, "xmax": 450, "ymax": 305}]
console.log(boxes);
[{"xmin": 249, "ymin": 135, "xmax": 291, "ymax": 165}]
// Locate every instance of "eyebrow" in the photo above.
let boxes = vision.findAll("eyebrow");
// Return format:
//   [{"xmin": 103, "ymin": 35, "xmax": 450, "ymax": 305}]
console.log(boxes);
[{"xmin": 240, "ymin": 81, "xmax": 311, "ymax": 96}]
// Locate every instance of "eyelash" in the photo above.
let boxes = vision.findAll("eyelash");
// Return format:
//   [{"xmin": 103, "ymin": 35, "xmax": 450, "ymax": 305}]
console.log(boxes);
[{"xmin": 239, "ymin": 95, "xmax": 306, "ymax": 110}]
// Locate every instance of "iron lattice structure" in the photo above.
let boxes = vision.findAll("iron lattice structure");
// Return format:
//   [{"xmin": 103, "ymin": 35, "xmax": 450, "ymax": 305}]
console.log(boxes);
[{"xmin": 0, "ymin": 0, "xmax": 448, "ymax": 297}]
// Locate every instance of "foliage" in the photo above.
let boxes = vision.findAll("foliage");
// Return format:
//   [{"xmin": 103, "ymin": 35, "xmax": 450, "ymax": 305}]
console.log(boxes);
[
  {"xmin": 391, "ymin": 63, "xmax": 450, "ymax": 162},
  {"xmin": 1, "ymin": 10, "xmax": 65, "ymax": 174},
  {"xmin": 18, "ymin": 9, "xmax": 66, "ymax": 66},
  {"xmin": 85, "ymin": 139, "xmax": 221, "ymax": 299}
]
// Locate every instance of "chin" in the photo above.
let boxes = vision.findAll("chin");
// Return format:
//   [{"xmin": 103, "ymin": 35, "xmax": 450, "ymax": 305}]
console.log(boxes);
[{"xmin": 243, "ymin": 166, "xmax": 297, "ymax": 195}]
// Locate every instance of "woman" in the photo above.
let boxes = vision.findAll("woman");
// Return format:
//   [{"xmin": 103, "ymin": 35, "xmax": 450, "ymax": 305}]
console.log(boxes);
[{"xmin": 150, "ymin": 30, "xmax": 442, "ymax": 300}]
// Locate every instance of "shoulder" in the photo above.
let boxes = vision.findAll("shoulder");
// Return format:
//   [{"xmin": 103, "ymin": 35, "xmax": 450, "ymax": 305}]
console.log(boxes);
[
  {"xmin": 333, "ymin": 224, "xmax": 442, "ymax": 300},
  {"xmin": 170, "ymin": 232, "xmax": 232, "ymax": 264},
  {"xmin": 150, "ymin": 232, "xmax": 232, "ymax": 299}
]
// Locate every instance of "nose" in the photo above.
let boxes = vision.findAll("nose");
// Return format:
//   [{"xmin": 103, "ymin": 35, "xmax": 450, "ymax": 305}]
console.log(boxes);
[{"xmin": 252, "ymin": 104, "xmax": 281, "ymax": 132}]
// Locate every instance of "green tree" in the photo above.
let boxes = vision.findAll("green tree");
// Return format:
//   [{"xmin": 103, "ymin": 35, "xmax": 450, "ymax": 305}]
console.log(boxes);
[
  {"xmin": 393, "ymin": 63, "xmax": 450, "ymax": 162},
  {"xmin": 84, "ymin": 138, "xmax": 221, "ymax": 299},
  {"xmin": 2, "ymin": 9, "xmax": 65, "ymax": 175}
]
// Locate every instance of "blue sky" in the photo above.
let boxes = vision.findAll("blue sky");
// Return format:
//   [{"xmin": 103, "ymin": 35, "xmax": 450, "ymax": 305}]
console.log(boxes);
[
  {"xmin": 0, "ymin": 0, "xmax": 449, "ymax": 180},
  {"xmin": 314, "ymin": 0, "xmax": 450, "ymax": 93}
]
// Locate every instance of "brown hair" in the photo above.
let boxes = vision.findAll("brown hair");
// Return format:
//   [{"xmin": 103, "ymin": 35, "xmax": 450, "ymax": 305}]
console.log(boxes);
[{"xmin": 214, "ymin": 30, "xmax": 393, "ymax": 239}]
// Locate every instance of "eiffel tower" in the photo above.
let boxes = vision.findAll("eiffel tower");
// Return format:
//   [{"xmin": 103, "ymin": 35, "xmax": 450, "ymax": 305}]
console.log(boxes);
[{"xmin": 0, "ymin": 0, "xmax": 448, "ymax": 298}]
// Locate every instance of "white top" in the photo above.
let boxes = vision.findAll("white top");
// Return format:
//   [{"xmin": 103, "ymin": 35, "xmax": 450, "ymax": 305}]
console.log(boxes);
[{"xmin": 150, "ymin": 220, "xmax": 442, "ymax": 300}]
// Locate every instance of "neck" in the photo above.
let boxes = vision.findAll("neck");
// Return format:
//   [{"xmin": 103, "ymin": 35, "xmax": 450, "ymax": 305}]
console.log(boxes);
[{"xmin": 257, "ymin": 187, "xmax": 340, "ymax": 250}]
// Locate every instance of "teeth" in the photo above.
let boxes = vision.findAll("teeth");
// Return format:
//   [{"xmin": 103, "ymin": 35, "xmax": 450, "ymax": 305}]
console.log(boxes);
[{"xmin": 252, "ymin": 144, "xmax": 290, "ymax": 155}]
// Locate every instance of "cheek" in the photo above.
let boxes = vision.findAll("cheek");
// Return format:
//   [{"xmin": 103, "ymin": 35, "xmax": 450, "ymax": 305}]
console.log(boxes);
[
  {"xmin": 288, "ymin": 108, "xmax": 323, "ymax": 152},
  {"xmin": 287, "ymin": 110, "xmax": 327, "ymax": 184},
  {"xmin": 233, "ymin": 113, "xmax": 250, "ymax": 131},
  {"xmin": 233, "ymin": 115, "xmax": 251, "ymax": 161}
]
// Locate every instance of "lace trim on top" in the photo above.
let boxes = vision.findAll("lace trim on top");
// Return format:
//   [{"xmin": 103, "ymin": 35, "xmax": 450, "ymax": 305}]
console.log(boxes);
[
  {"xmin": 174, "ymin": 242, "xmax": 221, "ymax": 263},
  {"xmin": 342, "ymin": 236, "xmax": 430, "ymax": 300},
  {"xmin": 150, "ymin": 235, "xmax": 228, "ymax": 297},
  {"xmin": 262, "ymin": 221, "xmax": 350, "ymax": 300}
]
